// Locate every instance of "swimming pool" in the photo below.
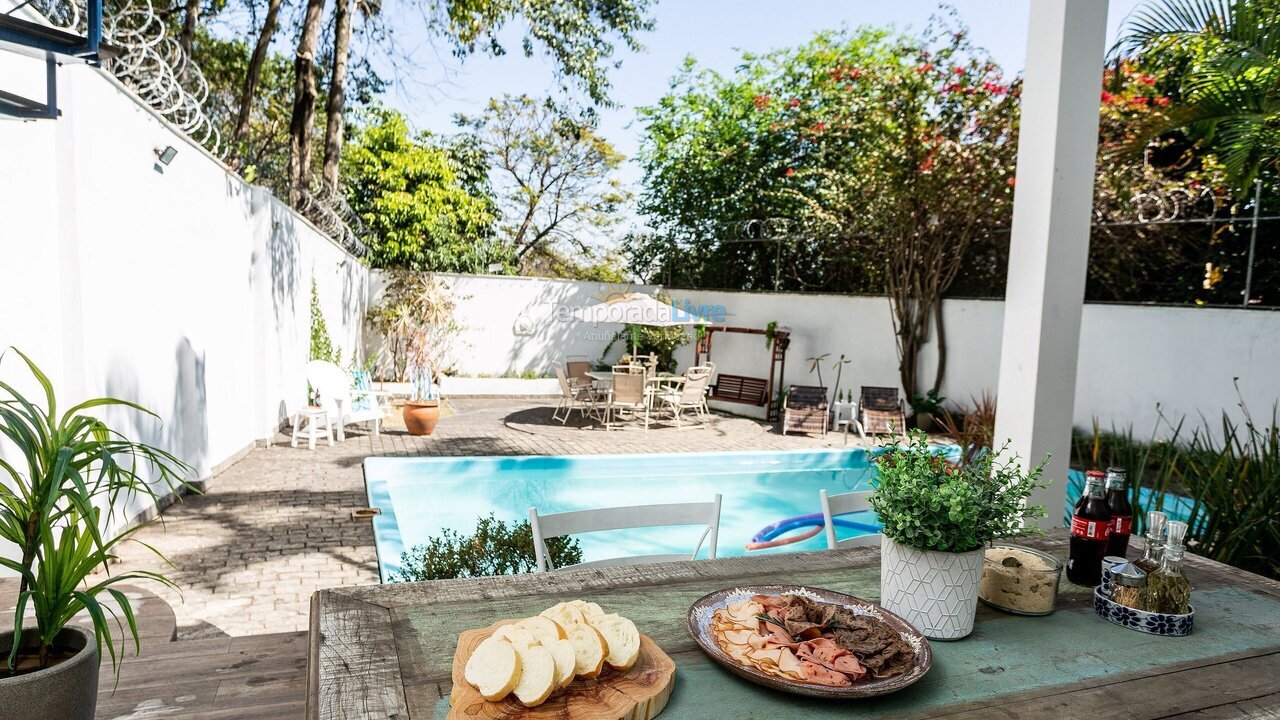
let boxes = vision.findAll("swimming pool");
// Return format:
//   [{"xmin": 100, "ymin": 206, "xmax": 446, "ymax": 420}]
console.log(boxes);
[
  {"xmin": 364, "ymin": 448, "xmax": 885, "ymax": 582},
  {"xmin": 363, "ymin": 449, "xmax": 1197, "ymax": 582}
]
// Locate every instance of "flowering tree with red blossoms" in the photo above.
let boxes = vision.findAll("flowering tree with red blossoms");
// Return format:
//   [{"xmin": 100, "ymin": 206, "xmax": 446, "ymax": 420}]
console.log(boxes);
[{"xmin": 636, "ymin": 15, "xmax": 1020, "ymax": 397}]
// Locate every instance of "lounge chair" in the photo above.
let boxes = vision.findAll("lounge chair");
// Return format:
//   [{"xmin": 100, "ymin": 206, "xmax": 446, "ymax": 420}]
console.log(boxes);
[
  {"xmin": 781, "ymin": 384, "xmax": 828, "ymax": 435},
  {"xmin": 553, "ymin": 365, "xmax": 600, "ymax": 424},
  {"xmin": 854, "ymin": 385, "xmax": 907, "ymax": 440},
  {"xmin": 528, "ymin": 495, "xmax": 722, "ymax": 571},
  {"xmin": 602, "ymin": 365, "xmax": 651, "ymax": 431}
]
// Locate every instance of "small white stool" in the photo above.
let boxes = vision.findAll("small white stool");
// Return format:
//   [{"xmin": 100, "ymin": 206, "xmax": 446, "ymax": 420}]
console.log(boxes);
[{"xmin": 291, "ymin": 407, "xmax": 333, "ymax": 450}]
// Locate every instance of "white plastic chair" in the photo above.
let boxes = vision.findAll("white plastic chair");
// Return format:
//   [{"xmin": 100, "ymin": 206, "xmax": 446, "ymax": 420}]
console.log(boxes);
[
  {"xmin": 528, "ymin": 494, "xmax": 722, "ymax": 572},
  {"xmin": 305, "ymin": 360, "xmax": 386, "ymax": 440},
  {"xmin": 819, "ymin": 489, "xmax": 881, "ymax": 549}
]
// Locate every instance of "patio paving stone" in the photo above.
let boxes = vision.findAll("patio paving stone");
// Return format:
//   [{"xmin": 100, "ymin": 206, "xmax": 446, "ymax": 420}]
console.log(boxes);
[{"xmin": 96, "ymin": 398, "xmax": 868, "ymax": 639}]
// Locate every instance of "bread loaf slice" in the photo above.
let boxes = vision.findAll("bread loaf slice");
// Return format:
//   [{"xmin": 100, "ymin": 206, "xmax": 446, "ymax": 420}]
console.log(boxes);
[
  {"xmin": 509, "ymin": 643, "xmax": 557, "ymax": 708},
  {"xmin": 463, "ymin": 637, "xmax": 521, "ymax": 701},
  {"xmin": 589, "ymin": 613, "xmax": 641, "ymax": 671},
  {"xmin": 516, "ymin": 617, "xmax": 575, "ymax": 689},
  {"xmin": 565, "ymin": 623, "xmax": 607, "ymax": 679},
  {"xmin": 540, "ymin": 602, "xmax": 586, "ymax": 629}
]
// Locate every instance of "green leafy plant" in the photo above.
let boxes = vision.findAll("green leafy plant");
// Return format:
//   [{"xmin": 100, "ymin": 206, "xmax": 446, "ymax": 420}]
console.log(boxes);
[
  {"xmin": 367, "ymin": 270, "xmax": 459, "ymax": 386},
  {"xmin": 870, "ymin": 429, "xmax": 1047, "ymax": 553},
  {"xmin": 910, "ymin": 388, "xmax": 947, "ymax": 415},
  {"xmin": 1073, "ymin": 401, "xmax": 1280, "ymax": 580},
  {"xmin": 0, "ymin": 349, "xmax": 194, "ymax": 679},
  {"xmin": 764, "ymin": 321, "xmax": 778, "ymax": 348},
  {"xmin": 394, "ymin": 514, "xmax": 582, "ymax": 581},
  {"xmin": 938, "ymin": 392, "xmax": 998, "ymax": 468},
  {"xmin": 309, "ymin": 279, "xmax": 340, "ymax": 365}
]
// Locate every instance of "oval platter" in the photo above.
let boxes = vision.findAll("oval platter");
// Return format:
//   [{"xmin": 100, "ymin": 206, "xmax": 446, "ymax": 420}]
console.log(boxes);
[{"xmin": 686, "ymin": 584, "xmax": 932, "ymax": 699}]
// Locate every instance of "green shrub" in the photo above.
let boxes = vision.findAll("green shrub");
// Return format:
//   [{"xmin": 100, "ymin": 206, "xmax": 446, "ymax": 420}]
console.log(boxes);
[
  {"xmin": 1074, "ymin": 405, "xmax": 1280, "ymax": 580},
  {"xmin": 394, "ymin": 514, "xmax": 583, "ymax": 582},
  {"xmin": 870, "ymin": 429, "xmax": 1048, "ymax": 553}
]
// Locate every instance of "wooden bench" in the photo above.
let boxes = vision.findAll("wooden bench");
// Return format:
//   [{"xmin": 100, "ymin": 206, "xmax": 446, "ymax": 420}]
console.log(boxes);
[{"xmin": 709, "ymin": 374, "xmax": 768, "ymax": 406}]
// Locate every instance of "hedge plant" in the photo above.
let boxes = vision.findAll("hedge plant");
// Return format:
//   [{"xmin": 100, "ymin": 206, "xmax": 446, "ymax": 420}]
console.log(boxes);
[
  {"xmin": 394, "ymin": 514, "xmax": 582, "ymax": 582},
  {"xmin": 869, "ymin": 429, "xmax": 1048, "ymax": 553}
]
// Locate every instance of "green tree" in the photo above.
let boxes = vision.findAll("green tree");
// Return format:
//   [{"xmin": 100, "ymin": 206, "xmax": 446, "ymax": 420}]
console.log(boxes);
[
  {"xmin": 457, "ymin": 95, "xmax": 631, "ymax": 275},
  {"xmin": 1118, "ymin": 0, "xmax": 1280, "ymax": 192},
  {"xmin": 426, "ymin": 0, "xmax": 656, "ymax": 106},
  {"xmin": 342, "ymin": 108, "xmax": 510, "ymax": 272},
  {"xmin": 635, "ymin": 19, "xmax": 1020, "ymax": 396}
]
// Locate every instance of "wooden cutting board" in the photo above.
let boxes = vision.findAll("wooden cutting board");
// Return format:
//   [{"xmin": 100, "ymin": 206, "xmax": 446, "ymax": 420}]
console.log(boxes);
[{"xmin": 448, "ymin": 619, "xmax": 676, "ymax": 720}]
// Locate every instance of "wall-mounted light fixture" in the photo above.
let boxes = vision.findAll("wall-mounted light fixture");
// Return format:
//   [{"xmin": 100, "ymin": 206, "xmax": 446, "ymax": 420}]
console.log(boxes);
[{"xmin": 154, "ymin": 145, "xmax": 178, "ymax": 165}]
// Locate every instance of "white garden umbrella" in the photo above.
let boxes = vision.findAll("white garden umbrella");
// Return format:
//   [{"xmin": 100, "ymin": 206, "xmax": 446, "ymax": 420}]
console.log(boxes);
[{"xmin": 571, "ymin": 292, "xmax": 711, "ymax": 355}]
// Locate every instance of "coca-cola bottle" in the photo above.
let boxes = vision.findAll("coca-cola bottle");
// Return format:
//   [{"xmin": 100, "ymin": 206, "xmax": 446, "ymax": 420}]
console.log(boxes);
[
  {"xmin": 1105, "ymin": 467, "xmax": 1133, "ymax": 558},
  {"xmin": 1068, "ymin": 471, "xmax": 1112, "ymax": 586}
]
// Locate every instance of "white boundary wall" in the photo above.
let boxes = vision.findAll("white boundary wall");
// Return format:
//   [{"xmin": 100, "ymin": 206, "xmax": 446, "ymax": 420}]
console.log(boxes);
[
  {"xmin": 370, "ymin": 274, "xmax": 1280, "ymax": 434},
  {"xmin": 0, "ymin": 53, "xmax": 368, "ymax": 551}
]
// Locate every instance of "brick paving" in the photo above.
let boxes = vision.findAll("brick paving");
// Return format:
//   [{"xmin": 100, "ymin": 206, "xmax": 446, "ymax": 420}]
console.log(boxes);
[{"xmin": 103, "ymin": 399, "xmax": 866, "ymax": 639}]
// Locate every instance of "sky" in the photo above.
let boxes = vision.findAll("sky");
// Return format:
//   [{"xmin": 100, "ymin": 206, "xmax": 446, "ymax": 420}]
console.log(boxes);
[{"xmin": 372, "ymin": 0, "xmax": 1147, "ymax": 226}]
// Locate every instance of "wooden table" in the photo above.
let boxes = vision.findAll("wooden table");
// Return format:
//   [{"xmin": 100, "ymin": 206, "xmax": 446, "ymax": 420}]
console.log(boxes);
[{"xmin": 307, "ymin": 530, "xmax": 1280, "ymax": 719}]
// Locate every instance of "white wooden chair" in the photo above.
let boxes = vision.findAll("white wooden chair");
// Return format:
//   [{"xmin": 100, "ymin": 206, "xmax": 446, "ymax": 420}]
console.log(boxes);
[
  {"xmin": 819, "ymin": 489, "xmax": 882, "ymax": 549},
  {"xmin": 305, "ymin": 360, "xmax": 386, "ymax": 440},
  {"xmin": 528, "ymin": 494, "xmax": 722, "ymax": 572}
]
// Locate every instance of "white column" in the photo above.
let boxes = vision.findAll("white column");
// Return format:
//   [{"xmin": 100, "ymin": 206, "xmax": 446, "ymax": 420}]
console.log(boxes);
[{"xmin": 994, "ymin": 0, "xmax": 1108, "ymax": 528}]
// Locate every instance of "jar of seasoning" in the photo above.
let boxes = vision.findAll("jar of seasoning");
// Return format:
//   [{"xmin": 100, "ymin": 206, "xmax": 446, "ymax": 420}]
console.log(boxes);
[{"xmin": 1110, "ymin": 562, "xmax": 1148, "ymax": 609}]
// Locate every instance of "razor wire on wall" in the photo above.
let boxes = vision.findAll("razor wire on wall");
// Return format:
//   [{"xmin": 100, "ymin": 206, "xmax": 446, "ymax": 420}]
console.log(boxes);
[{"xmin": 11, "ymin": 0, "xmax": 369, "ymax": 258}]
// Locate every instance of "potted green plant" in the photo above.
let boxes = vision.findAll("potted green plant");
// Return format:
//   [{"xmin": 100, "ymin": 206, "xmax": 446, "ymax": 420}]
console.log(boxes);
[
  {"xmin": 367, "ymin": 271, "xmax": 458, "ymax": 436},
  {"xmin": 869, "ymin": 429, "xmax": 1047, "ymax": 640},
  {"xmin": 0, "ymin": 349, "xmax": 193, "ymax": 719},
  {"xmin": 909, "ymin": 388, "xmax": 946, "ymax": 432}
]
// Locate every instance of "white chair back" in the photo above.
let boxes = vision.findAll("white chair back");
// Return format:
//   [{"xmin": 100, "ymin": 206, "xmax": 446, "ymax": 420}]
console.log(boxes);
[
  {"xmin": 680, "ymin": 372, "xmax": 711, "ymax": 405},
  {"xmin": 306, "ymin": 360, "xmax": 352, "ymax": 416},
  {"xmin": 819, "ymin": 489, "xmax": 881, "ymax": 550},
  {"xmin": 529, "ymin": 495, "xmax": 722, "ymax": 572}
]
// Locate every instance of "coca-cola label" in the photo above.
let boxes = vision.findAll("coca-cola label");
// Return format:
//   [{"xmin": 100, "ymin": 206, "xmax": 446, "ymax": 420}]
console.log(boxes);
[
  {"xmin": 1071, "ymin": 515, "xmax": 1111, "ymax": 540},
  {"xmin": 1112, "ymin": 516, "xmax": 1132, "ymax": 535}
]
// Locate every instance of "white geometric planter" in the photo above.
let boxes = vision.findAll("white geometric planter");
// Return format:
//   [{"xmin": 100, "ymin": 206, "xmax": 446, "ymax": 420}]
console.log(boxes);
[{"xmin": 879, "ymin": 536, "xmax": 984, "ymax": 640}]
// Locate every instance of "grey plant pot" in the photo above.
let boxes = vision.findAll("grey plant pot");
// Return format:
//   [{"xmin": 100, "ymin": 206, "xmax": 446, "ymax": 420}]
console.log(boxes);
[{"xmin": 0, "ymin": 625, "xmax": 99, "ymax": 720}]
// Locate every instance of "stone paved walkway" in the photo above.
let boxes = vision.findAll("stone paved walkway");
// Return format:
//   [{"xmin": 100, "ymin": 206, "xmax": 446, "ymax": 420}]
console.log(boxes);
[{"xmin": 104, "ymin": 399, "xmax": 868, "ymax": 638}]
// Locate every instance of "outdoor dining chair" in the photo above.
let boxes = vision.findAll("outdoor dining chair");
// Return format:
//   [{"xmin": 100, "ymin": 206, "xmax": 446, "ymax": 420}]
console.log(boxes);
[
  {"xmin": 603, "ymin": 365, "xmax": 651, "ymax": 430},
  {"xmin": 528, "ymin": 494, "xmax": 722, "ymax": 571},
  {"xmin": 819, "ymin": 489, "xmax": 882, "ymax": 549},
  {"xmin": 553, "ymin": 365, "xmax": 601, "ymax": 424},
  {"xmin": 563, "ymin": 356, "xmax": 592, "ymax": 389},
  {"xmin": 655, "ymin": 367, "xmax": 713, "ymax": 429}
]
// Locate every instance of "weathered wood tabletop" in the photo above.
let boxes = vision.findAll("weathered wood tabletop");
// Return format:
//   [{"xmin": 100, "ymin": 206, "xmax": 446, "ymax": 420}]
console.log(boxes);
[{"xmin": 307, "ymin": 530, "xmax": 1280, "ymax": 719}]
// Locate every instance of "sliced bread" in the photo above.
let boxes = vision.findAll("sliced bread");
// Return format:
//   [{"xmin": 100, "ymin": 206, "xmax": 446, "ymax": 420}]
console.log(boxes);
[
  {"xmin": 590, "ymin": 613, "xmax": 641, "ymax": 671},
  {"xmin": 540, "ymin": 602, "xmax": 586, "ymax": 629},
  {"xmin": 515, "ymin": 617, "xmax": 575, "ymax": 689},
  {"xmin": 463, "ymin": 637, "xmax": 521, "ymax": 701},
  {"xmin": 565, "ymin": 623, "xmax": 607, "ymax": 679},
  {"xmin": 490, "ymin": 624, "xmax": 538, "ymax": 649},
  {"xmin": 509, "ymin": 643, "xmax": 556, "ymax": 707}
]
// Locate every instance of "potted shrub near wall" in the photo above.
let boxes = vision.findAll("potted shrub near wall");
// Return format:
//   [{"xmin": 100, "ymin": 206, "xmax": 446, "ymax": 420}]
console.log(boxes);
[
  {"xmin": 0, "ymin": 349, "xmax": 193, "ymax": 720},
  {"xmin": 870, "ymin": 429, "xmax": 1047, "ymax": 640},
  {"xmin": 909, "ymin": 389, "xmax": 946, "ymax": 433},
  {"xmin": 367, "ymin": 271, "xmax": 457, "ymax": 437}
]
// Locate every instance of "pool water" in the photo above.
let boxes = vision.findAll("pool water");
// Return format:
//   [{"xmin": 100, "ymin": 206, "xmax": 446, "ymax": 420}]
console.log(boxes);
[
  {"xmin": 364, "ymin": 449, "xmax": 885, "ymax": 582},
  {"xmin": 363, "ymin": 449, "xmax": 1198, "ymax": 583}
]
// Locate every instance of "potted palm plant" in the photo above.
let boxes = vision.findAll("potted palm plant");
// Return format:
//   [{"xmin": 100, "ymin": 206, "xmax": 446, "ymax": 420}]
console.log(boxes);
[
  {"xmin": 367, "ymin": 271, "xmax": 458, "ymax": 436},
  {"xmin": 869, "ymin": 429, "xmax": 1047, "ymax": 640},
  {"xmin": 0, "ymin": 349, "xmax": 193, "ymax": 720}
]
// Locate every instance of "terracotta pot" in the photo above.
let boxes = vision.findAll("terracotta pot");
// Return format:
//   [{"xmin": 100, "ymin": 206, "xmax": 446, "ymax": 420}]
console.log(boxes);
[
  {"xmin": 0, "ymin": 625, "xmax": 99, "ymax": 720},
  {"xmin": 402, "ymin": 401, "xmax": 440, "ymax": 436}
]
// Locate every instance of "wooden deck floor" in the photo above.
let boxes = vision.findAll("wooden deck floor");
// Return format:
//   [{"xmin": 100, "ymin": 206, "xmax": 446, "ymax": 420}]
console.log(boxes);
[{"xmin": 2, "ymin": 580, "xmax": 306, "ymax": 719}]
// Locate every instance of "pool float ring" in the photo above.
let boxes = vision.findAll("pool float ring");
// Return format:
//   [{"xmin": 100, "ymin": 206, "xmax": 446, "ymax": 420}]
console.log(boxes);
[{"xmin": 745, "ymin": 512, "xmax": 881, "ymax": 551}]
